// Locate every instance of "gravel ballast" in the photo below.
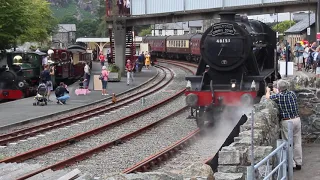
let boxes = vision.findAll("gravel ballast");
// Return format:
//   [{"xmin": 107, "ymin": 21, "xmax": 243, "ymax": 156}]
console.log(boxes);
[{"xmin": 0, "ymin": 63, "xmax": 193, "ymax": 158}]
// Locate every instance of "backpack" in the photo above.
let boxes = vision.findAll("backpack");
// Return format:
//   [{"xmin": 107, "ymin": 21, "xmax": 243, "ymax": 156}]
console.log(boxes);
[{"xmin": 55, "ymin": 86, "xmax": 62, "ymax": 96}]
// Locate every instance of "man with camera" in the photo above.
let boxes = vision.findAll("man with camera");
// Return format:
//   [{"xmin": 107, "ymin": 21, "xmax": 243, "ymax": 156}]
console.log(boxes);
[{"xmin": 266, "ymin": 80, "xmax": 302, "ymax": 170}]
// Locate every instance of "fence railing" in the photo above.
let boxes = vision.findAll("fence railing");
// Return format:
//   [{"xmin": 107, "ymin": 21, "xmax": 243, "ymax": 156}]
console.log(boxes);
[{"xmin": 246, "ymin": 110, "xmax": 294, "ymax": 180}]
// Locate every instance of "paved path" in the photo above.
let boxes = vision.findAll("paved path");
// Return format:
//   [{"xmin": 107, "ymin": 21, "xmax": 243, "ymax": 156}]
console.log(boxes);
[
  {"xmin": 294, "ymin": 143, "xmax": 320, "ymax": 180},
  {"xmin": 0, "ymin": 62, "xmax": 157, "ymax": 127}
]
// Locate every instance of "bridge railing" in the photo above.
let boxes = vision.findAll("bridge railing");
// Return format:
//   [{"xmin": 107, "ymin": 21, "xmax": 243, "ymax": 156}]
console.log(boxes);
[
  {"xmin": 246, "ymin": 111, "xmax": 293, "ymax": 180},
  {"xmin": 130, "ymin": 0, "xmax": 303, "ymax": 16}
]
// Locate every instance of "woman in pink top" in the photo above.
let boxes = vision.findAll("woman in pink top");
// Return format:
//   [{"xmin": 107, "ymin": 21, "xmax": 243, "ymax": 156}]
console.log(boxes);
[{"xmin": 101, "ymin": 66, "xmax": 109, "ymax": 95}]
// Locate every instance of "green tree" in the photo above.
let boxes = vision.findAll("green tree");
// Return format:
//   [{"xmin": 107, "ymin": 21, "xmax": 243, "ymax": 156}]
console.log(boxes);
[
  {"xmin": 19, "ymin": 0, "xmax": 57, "ymax": 43},
  {"xmin": 59, "ymin": 15, "xmax": 79, "ymax": 24},
  {"xmin": 77, "ymin": 19, "xmax": 99, "ymax": 37},
  {"xmin": 272, "ymin": 20, "xmax": 296, "ymax": 34},
  {"xmin": 0, "ymin": 0, "xmax": 57, "ymax": 49},
  {"xmin": 138, "ymin": 27, "xmax": 152, "ymax": 36}
]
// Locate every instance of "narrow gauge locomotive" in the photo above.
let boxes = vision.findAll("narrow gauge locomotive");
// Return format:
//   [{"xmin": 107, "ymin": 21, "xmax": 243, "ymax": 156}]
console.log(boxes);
[
  {"xmin": 0, "ymin": 47, "xmax": 88, "ymax": 100},
  {"xmin": 185, "ymin": 12, "xmax": 280, "ymax": 127}
]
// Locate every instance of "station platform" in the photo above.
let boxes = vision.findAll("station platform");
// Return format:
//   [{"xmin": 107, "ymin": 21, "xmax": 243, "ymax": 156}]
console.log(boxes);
[{"xmin": 0, "ymin": 62, "xmax": 157, "ymax": 128}]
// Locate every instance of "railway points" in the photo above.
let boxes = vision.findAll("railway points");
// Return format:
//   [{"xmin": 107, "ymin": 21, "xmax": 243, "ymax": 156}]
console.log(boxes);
[{"xmin": 0, "ymin": 62, "xmax": 157, "ymax": 129}]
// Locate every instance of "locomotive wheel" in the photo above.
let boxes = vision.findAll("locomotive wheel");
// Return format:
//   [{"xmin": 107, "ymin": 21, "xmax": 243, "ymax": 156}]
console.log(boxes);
[{"xmin": 196, "ymin": 108, "xmax": 206, "ymax": 128}]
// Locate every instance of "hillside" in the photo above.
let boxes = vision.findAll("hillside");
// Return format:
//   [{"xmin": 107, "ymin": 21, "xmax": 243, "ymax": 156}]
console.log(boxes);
[{"xmin": 49, "ymin": 0, "xmax": 101, "ymax": 21}]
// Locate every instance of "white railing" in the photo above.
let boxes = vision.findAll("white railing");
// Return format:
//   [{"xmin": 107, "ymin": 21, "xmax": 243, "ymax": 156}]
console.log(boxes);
[{"xmin": 246, "ymin": 111, "xmax": 294, "ymax": 180}]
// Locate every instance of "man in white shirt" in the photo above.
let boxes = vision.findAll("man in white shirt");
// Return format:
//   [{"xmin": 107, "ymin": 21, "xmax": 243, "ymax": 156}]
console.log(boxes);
[
  {"xmin": 126, "ymin": 0, "xmax": 130, "ymax": 15},
  {"xmin": 84, "ymin": 62, "xmax": 91, "ymax": 89}
]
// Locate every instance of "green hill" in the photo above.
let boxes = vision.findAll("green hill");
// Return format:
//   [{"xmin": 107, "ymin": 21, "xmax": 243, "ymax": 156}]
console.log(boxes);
[{"xmin": 49, "ymin": 0, "xmax": 101, "ymax": 21}]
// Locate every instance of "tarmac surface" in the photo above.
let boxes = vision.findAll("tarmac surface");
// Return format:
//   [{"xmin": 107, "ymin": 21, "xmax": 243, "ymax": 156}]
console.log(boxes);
[
  {"xmin": 283, "ymin": 64, "xmax": 319, "ymax": 180},
  {"xmin": 0, "ymin": 62, "xmax": 157, "ymax": 127},
  {"xmin": 293, "ymin": 143, "xmax": 320, "ymax": 180}
]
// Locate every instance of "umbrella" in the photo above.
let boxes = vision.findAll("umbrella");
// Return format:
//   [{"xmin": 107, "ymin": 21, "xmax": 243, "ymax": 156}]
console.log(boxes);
[
  {"xmin": 13, "ymin": 55, "xmax": 22, "ymax": 60},
  {"xmin": 48, "ymin": 49, "xmax": 54, "ymax": 55}
]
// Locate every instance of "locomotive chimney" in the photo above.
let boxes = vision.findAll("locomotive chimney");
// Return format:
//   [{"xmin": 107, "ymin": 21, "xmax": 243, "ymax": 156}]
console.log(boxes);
[{"xmin": 219, "ymin": 12, "xmax": 237, "ymax": 22}]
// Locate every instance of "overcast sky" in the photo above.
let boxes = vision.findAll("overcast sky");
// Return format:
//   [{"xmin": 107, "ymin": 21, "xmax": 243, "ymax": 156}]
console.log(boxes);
[{"xmin": 248, "ymin": 12, "xmax": 309, "ymax": 23}]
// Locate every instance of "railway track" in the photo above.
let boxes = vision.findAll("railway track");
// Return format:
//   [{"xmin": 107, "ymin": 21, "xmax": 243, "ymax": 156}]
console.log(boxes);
[
  {"xmin": 0, "ymin": 65, "xmax": 169, "ymax": 146},
  {"xmin": 0, "ymin": 61, "xmax": 197, "ymax": 179},
  {"xmin": 0, "ymin": 65, "xmax": 162, "ymax": 134}
]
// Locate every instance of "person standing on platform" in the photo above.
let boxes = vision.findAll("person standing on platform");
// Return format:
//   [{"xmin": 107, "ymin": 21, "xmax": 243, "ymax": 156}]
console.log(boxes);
[
  {"xmin": 294, "ymin": 42, "xmax": 304, "ymax": 71},
  {"xmin": 314, "ymin": 46, "xmax": 320, "ymax": 78},
  {"xmin": 99, "ymin": 52, "xmax": 105, "ymax": 66},
  {"xmin": 145, "ymin": 52, "xmax": 151, "ymax": 69},
  {"xmin": 84, "ymin": 62, "xmax": 91, "ymax": 89},
  {"xmin": 125, "ymin": 59, "xmax": 134, "ymax": 85},
  {"xmin": 41, "ymin": 65, "xmax": 53, "ymax": 102},
  {"xmin": 100, "ymin": 66, "xmax": 109, "ymax": 95},
  {"xmin": 266, "ymin": 80, "xmax": 302, "ymax": 171},
  {"xmin": 126, "ymin": 0, "xmax": 130, "ymax": 15},
  {"xmin": 117, "ymin": 0, "xmax": 123, "ymax": 16},
  {"xmin": 50, "ymin": 65, "xmax": 55, "ymax": 88}
]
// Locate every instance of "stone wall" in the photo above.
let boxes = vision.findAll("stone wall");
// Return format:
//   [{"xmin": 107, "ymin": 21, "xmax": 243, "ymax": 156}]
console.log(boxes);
[
  {"xmin": 214, "ymin": 76, "xmax": 320, "ymax": 180},
  {"xmin": 285, "ymin": 76, "xmax": 320, "ymax": 141},
  {"xmin": 214, "ymin": 97, "xmax": 280, "ymax": 180}
]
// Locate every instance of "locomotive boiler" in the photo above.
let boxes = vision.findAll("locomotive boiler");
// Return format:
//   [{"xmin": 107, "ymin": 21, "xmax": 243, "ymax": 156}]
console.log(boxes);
[{"xmin": 185, "ymin": 12, "xmax": 280, "ymax": 127}]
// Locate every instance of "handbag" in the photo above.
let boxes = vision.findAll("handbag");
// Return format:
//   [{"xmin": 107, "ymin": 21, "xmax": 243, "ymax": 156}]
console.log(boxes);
[{"xmin": 99, "ymin": 73, "xmax": 104, "ymax": 80}]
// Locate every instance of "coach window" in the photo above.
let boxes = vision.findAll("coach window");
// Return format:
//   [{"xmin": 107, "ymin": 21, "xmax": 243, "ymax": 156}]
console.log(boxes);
[
  {"xmin": 174, "ymin": 29, "xmax": 177, "ymax": 35},
  {"xmin": 183, "ymin": 41, "xmax": 186, "ymax": 47},
  {"xmin": 159, "ymin": 29, "xmax": 162, "ymax": 35}
]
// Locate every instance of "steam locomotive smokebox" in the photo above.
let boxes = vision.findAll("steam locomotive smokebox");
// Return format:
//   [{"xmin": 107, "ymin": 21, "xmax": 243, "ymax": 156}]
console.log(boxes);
[
  {"xmin": 219, "ymin": 12, "xmax": 236, "ymax": 22},
  {"xmin": 200, "ymin": 12, "xmax": 252, "ymax": 72}
]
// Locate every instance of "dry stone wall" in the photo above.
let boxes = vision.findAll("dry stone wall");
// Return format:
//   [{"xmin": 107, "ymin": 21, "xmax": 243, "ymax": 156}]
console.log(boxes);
[
  {"xmin": 214, "ymin": 97, "xmax": 280, "ymax": 180},
  {"xmin": 214, "ymin": 75, "xmax": 320, "ymax": 180}
]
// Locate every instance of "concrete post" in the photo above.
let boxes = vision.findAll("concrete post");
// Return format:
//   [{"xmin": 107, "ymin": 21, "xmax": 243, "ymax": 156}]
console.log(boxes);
[{"xmin": 114, "ymin": 20, "xmax": 126, "ymax": 76}]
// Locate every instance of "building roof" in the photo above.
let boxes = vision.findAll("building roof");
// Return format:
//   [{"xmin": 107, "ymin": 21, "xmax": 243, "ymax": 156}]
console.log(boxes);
[
  {"xmin": 58, "ymin": 24, "xmax": 76, "ymax": 33},
  {"xmin": 76, "ymin": 38, "xmax": 109, "ymax": 43},
  {"xmin": 285, "ymin": 13, "xmax": 315, "ymax": 33},
  {"xmin": 155, "ymin": 20, "xmax": 203, "ymax": 30}
]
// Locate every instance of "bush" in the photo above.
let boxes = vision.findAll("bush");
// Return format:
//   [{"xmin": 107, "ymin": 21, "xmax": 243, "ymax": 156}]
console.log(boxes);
[{"xmin": 108, "ymin": 64, "xmax": 120, "ymax": 72}]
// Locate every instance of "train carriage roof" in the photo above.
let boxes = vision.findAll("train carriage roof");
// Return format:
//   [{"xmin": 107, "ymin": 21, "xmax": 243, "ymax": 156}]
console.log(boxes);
[
  {"xmin": 167, "ymin": 34, "xmax": 200, "ymax": 40},
  {"xmin": 9, "ymin": 51, "xmax": 47, "ymax": 56},
  {"xmin": 144, "ymin": 36, "xmax": 168, "ymax": 40}
]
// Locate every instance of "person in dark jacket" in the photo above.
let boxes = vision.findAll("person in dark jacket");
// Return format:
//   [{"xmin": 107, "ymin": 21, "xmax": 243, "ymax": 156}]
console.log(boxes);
[{"xmin": 55, "ymin": 82, "xmax": 70, "ymax": 105}]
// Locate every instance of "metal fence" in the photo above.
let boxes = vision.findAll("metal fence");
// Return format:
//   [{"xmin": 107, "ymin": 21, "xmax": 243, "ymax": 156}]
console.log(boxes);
[{"xmin": 246, "ymin": 110, "xmax": 293, "ymax": 180}]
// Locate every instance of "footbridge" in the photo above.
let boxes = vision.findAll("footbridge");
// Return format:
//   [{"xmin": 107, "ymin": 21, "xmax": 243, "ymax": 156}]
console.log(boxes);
[{"xmin": 105, "ymin": 0, "xmax": 319, "ymax": 75}]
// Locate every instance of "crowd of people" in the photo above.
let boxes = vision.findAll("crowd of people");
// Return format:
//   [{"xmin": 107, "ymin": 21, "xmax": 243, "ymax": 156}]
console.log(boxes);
[
  {"xmin": 277, "ymin": 41, "xmax": 320, "ymax": 77},
  {"xmin": 35, "ymin": 49, "xmax": 154, "ymax": 105}
]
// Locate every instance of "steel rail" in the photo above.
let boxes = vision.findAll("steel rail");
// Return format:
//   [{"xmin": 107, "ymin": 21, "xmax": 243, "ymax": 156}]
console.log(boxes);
[
  {"xmin": 13, "ymin": 61, "xmax": 196, "ymax": 180},
  {"xmin": 122, "ymin": 128, "xmax": 201, "ymax": 174},
  {"xmin": 16, "ymin": 107, "xmax": 189, "ymax": 180},
  {"xmin": 0, "ymin": 62, "xmax": 194, "ymax": 163},
  {"xmin": 0, "ymin": 65, "xmax": 176, "ymax": 163},
  {"xmin": 0, "ymin": 66, "xmax": 167, "ymax": 145}
]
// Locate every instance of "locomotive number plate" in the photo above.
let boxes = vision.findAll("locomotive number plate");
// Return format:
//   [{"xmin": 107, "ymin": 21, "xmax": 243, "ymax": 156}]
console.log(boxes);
[{"xmin": 216, "ymin": 39, "xmax": 231, "ymax": 43}]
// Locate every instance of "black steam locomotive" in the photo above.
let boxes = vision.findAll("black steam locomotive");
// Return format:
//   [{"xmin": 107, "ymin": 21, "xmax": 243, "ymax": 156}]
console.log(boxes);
[{"xmin": 185, "ymin": 12, "xmax": 280, "ymax": 127}]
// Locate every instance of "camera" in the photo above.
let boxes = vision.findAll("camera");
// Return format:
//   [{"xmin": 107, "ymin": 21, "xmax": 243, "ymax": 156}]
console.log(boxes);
[{"xmin": 268, "ymin": 83, "xmax": 273, "ymax": 92}]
